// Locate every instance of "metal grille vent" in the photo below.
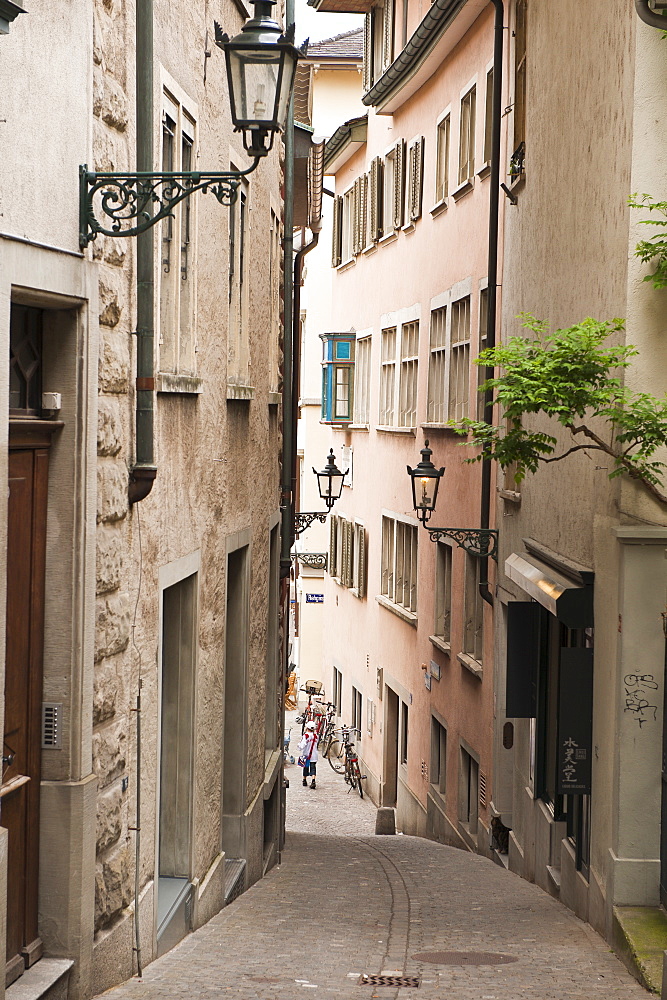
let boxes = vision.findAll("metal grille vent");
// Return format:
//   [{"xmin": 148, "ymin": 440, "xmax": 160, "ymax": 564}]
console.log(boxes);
[
  {"xmin": 359, "ymin": 975, "xmax": 421, "ymax": 988},
  {"xmin": 42, "ymin": 703, "xmax": 62, "ymax": 749},
  {"xmin": 479, "ymin": 770, "xmax": 487, "ymax": 807},
  {"xmin": 421, "ymin": 759, "xmax": 428, "ymax": 781}
]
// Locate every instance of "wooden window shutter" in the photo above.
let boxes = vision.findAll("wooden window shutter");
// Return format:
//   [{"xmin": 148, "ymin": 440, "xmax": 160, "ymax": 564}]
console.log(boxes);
[
  {"xmin": 382, "ymin": 0, "xmax": 394, "ymax": 71},
  {"xmin": 363, "ymin": 11, "xmax": 373, "ymax": 92},
  {"xmin": 359, "ymin": 174, "xmax": 368, "ymax": 249},
  {"xmin": 409, "ymin": 137, "xmax": 425, "ymax": 221},
  {"xmin": 342, "ymin": 519, "xmax": 351, "ymax": 586},
  {"xmin": 329, "ymin": 515, "xmax": 338, "ymax": 577},
  {"xmin": 357, "ymin": 526, "xmax": 367, "ymax": 598},
  {"xmin": 369, "ymin": 157, "xmax": 381, "ymax": 242},
  {"xmin": 393, "ymin": 139, "xmax": 405, "ymax": 231},
  {"xmin": 353, "ymin": 178, "xmax": 362, "ymax": 255},
  {"xmin": 331, "ymin": 195, "xmax": 343, "ymax": 267}
]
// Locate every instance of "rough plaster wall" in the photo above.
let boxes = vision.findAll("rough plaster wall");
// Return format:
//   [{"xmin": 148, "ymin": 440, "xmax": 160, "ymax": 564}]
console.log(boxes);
[{"xmin": 91, "ymin": 0, "xmax": 284, "ymax": 955}]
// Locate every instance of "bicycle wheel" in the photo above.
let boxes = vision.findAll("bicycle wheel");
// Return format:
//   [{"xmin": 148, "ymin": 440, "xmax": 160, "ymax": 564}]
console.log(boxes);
[
  {"xmin": 326, "ymin": 738, "xmax": 345, "ymax": 773},
  {"xmin": 353, "ymin": 760, "xmax": 364, "ymax": 798}
]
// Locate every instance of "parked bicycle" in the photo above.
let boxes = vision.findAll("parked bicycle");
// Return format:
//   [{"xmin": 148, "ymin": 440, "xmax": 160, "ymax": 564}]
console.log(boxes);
[{"xmin": 324, "ymin": 726, "xmax": 365, "ymax": 797}]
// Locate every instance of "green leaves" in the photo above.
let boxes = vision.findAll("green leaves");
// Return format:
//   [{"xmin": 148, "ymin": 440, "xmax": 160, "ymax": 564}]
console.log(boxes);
[
  {"xmin": 449, "ymin": 315, "xmax": 667, "ymax": 503},
  {"xmin": 630, "ymin": 194, "xmax": 667, "ymax": 289}
]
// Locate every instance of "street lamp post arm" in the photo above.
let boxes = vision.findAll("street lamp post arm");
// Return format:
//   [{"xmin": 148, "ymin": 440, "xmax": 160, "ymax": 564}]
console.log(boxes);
[
  {"xmin": 425, "ymin": 527, "xmax": 498, "ymax": 561},
  {"xmin": 295, "ymin": 512, "xmax": 328, "ymax": 536},
  {"xmin": 79, "ymin": 160, "xmax": 260, "ymax": 248}
]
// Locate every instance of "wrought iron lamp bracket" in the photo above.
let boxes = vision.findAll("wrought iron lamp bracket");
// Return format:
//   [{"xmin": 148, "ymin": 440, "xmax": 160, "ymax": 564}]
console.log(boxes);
[
  {"xmin": 425, "ymin": 526, "xmax": 498, "ymax": 560},
  {"xmin": 296, "ymin": 552, "xmax": 328, "ymax": 571},
  {"xmin": 79, "ymin": 159, "xmax": 260, "ymax": 248},
  {"xmin": 295, "ymin": 511, "xmax": 328, "ymax": 536}
]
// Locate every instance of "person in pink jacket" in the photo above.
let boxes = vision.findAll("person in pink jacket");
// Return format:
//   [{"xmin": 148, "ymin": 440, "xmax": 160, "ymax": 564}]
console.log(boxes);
[{"xmin": 298, "ymin": 721, "xmax": 318, "ymax": 789}]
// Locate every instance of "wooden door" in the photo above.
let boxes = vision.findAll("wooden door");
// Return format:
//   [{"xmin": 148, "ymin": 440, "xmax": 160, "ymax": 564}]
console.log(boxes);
[{"xmin": 3, "ymin": 433, "xmax": 49, "ymax": 986}]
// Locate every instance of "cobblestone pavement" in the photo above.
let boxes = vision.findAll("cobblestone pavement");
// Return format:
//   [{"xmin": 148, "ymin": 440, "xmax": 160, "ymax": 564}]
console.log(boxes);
[
  {"xmin": 98, "ymin": 751, "xmax": 651, "ymax": 1000},
  {"xmin": 284, "ymin": 711, "xmax": 377, "ymax": 836}
]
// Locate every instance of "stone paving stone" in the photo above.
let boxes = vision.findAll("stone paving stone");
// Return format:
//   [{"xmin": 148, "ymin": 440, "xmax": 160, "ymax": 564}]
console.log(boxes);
[{"xmin": 96, "ymin": 724, "xmax": 650, "ymax": 1000}]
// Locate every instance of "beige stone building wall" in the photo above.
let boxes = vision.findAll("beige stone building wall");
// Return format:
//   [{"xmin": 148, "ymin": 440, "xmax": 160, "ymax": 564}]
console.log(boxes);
[{"xmin": 0, "ymin": 0, "xmax": 286, "ymax": 996}]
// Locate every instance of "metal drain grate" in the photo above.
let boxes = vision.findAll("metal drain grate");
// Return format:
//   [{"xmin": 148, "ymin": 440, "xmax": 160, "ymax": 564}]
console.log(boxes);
[
  {"xmin": 359, "ymin": 974, "xmax": 421, "ymax": 987},
  {"xmin": 411, "ymin": 951, "xmax": 519, "ymax": 966}
]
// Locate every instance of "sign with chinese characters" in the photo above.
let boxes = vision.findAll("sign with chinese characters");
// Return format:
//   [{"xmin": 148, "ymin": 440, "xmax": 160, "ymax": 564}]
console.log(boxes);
[
  {"xmin": 557, "ymin": 648, "xmax": 593, "ymax": 794},
  {"xmin": 306, "ymin": 593, "xmax": 324, "ymax": 604}
]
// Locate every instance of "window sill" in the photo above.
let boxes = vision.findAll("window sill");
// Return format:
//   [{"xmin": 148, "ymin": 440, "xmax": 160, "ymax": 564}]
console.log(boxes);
[
  {"xmin": 429, "ymin": 198, "xmax": 448, "ymax": 219},
  {"xmin": 376, "ymin": 594, "xmax": 417, "ymax": 626},
  {"xmin": 157, "ymin": 373, "xmax": 204, "ymax": 394},
  {"xmin": 420, "ymin": 422, "xmax": 461, "ymax": 432},
  {"xmin": 268, "ymin": 391, "xmax": 281, "ymax": 406},
  {"xmin": 498, "ymin": 488, "xmax": 521, "ymax": 503},
  {"xmin": 476, "ymin": 161, "xmax": 491, "ymax": 180},
  {"xmin": 378, "ymin": 231, "xmax": 399, "ymax": 246},
  {"xmin": 226, "ymin": 383, "xmax": 255, "ymax": 401},
  {"xmin": 347, "ymin": 423, "xmax": 370, "ymax": 431},
  {"xmin": 362, "ymin": 243, "xmax": 379, "ymax": 256},
  {"xmin": 376, "ymin": 425, "xmax": 416, "ymax": 435},
  {"xmin": 402, "ymin": 220, "xmax": 416, "ymax": 234},
  {"xmin": 451, "ymin": 179, "xmax": 474, "ymax": 202},
  {"xmin": 457, "ymin": 651, "xmax": 483, "ymax": 680},
  {"xmin": 428, "ymin": 785, "xmax": 447, "ymax": 814},
  {"xmin": 336, "ymin": 258, "xmax": 356, "ymax": 272},
  {"xmin": 509, "ymin": 171, "xmax": 526, "ymax": 193},
  {"xmin": 429, "ymin": 635, "xmax": 451, "ymax": 656}
]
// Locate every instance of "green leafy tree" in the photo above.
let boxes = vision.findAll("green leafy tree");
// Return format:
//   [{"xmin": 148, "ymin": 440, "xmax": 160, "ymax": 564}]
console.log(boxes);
[
  {"xmin": 629, "ymin": 193, "xmax": 667, "ymax": 289},
  {"xmin": 450, "ymin": 316, "xmax": 667, "ymax": 504}
]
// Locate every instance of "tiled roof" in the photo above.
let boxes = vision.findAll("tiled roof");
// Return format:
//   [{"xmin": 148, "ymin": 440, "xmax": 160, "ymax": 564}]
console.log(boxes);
[{"xmin": 305, "ymin": 27, "xmax": 363, "ymax": 60}]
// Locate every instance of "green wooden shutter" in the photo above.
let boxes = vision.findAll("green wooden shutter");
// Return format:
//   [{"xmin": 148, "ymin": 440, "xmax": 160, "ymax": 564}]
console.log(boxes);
[
  {"xmin": 409, "ymin": 137, "xmax": 425, "ymax": 221},
  {"xmin": 363, "ymin": 11, "xmax": 373, "ymax": 91},
  {"xmin": 357, "ymin": 525, "xmax": 366, "ymax": 598},
  {"xmin": 329, "ymin": 515, "xmax": 337, "ymax": 577},
  {"xmin": 331, "ymin": 195, "xmax": 342, "ymax": 267},
  {"xmin": 382, "ymin": 0, "xmax": 394, "ymax": 71},
  {"xmin": 393, "ymin": 139, "xmax": 405, "ymax": 230}
]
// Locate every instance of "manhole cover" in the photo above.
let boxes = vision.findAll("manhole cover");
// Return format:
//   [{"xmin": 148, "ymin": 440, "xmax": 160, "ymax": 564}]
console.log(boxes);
[
  {"xmin": 359, "ymin": 974, "xmax": 421, "ymax": 987},
  {"xmin": 411, "ymin": 951, "xmax": 519, "ymax": 966}
]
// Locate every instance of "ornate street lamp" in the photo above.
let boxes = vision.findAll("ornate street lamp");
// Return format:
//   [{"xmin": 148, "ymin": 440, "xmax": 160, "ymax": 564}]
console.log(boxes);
[
  {"xmin": 218, "ymin": 0, "xmax": 302, "ymax": 158},
  {"xmin": 314, "ymin": 448, "xmax": 347, "ymax": 509},
  {"xmin": 295, "ymin": 449, "xmax": 347, "ymax": 535},
  {"xmin": 79, "ymin": 0, "xmax": 304, "ymax": 247},
  {"xmin": 406, "ymin": 440, "xmax": 444, "ymax": 526},
  {"xmin": 407, "ymin": 441, "xmax": 498, "ymax": 559}
]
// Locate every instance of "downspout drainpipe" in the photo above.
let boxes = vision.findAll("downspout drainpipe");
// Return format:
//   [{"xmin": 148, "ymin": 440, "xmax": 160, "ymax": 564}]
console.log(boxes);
[
  {"xmin": 280, "ymin": 86, "xmax": 295, "ymax": 580},
  {"xmin": 479, "ymin": 0, "xmax": 504, "ymax": 607},
  {"xmin": 130, "ymin": 0, "xmax": 158, "ymax": 505},
  {"xmin": 635, "ymin": 0, "xmax": 667, "ymax": 29},
  {"xmin": 291, "ymin": 228, "xmax": 321, "ymax": 547}
]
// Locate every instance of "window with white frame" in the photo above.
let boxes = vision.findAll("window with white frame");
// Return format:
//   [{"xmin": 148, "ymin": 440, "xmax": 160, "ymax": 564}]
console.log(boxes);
[
  {"xmin": 399, "ymin": 320, "xmax": 419, "ymax": 428},
  {"xmin": 430, "ymin": 717, "xmax": 447, "ymax": 795},
  {"xmin": 333, "ymin": 666, "xmax": 343, "ymax": 716},
  {"xmin": 379, "ymin": 326, "xmax": 396, "ymax": 425},
  {"xmin": 342, "ymin": 185, "xmax": 355, "ymax": 262},
  {"xmin": 353, "ymin": 334, "xmax": 372, "ymax": 424},
  {"xmin": 511, "ymin": 0, "xmax": 527, "ymax": 177},
  {"xmin": 366, "ymin": 697, "xmax": 374, "ymax": 736},
  {"xmin": 381, "ymin": 515, "xmax": 417, "ymax": 614},
  {"xmin": 383, "ymin": 140, "xmax": 405, "ymax": 236},
  {"xmin": 363, "ymin": 0, "xmax": 395, "ymax": 90},
  {"xmin": 463, "ymin": 552, "xmax": 484, "ymax": 663},
  {"xmin": 476, "ymin": 286, "xmax": 489, "ymax": 421},
  {"xmin": 460, "ymin": 746, "xmax": 479, "ymax": 833},
  {"xmin": 448, "ymin": 295, "xmax": 470, "ymax": 421},
  {"xmin": 400, "ymin": 700, "xmax": 409, "ymax": 764},
  {"xmin": 228, "ymin": 172, "xmax": 250, "ymax": 387},
  {"xmin": 159, "ymin": 94, "xmax": 197, "ymax": 375},
  {"xmin": 458, "ymin": 86, "xmax": 476, "ymax": 187},
  {"xmin": 434, "ymin": 541, "xmax": 452, "ymax": 644},
  {"xmin": 427, "ymin": 305, "xmax": 447, "ymax": 423},
  {"xmin": 435, "ymin": 114, "xmax": 450, "ymax": 204},
  {"xmin": 483, "ymin": 68, "xmax": 494, "ymax": 165}
]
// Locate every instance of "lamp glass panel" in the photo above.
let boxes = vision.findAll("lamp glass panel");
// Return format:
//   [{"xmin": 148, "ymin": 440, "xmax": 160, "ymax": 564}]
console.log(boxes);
[
  {"xmin": 417, "ymin": 475, "xmax": 437, "ymax": 511},
  {"xmin": 276, "ymin": 56, "xmax": 297, "ymax": 128},
  {"xmin": 228, "ymin": 49, "xmax": 282, "ymax": 125}
]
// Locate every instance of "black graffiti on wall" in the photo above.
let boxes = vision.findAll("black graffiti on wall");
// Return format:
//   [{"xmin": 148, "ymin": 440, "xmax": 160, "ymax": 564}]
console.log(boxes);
[{"xmin": 623, "ymin": 673, "xmax": 658, "ymax": 728}]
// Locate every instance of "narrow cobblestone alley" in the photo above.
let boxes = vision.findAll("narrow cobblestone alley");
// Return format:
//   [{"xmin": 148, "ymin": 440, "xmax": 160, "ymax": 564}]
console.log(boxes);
[{"xmin": 97, "ymin": 726, "xmax": 651, "ymax": 1000}]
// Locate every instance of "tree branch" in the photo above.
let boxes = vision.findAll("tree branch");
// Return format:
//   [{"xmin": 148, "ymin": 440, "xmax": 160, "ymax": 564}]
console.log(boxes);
[
  {"xmin": 541, "ymin": 444, "xmax": 606, "ymax": 464},
  {"xmin": 567, "ymin": 422, "xmax": 667, "ymax": 504}
]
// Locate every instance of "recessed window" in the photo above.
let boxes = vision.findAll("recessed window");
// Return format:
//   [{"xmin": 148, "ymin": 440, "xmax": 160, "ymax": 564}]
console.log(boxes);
[
  {"xmin": 353, "ymin": 335, "xmax": 372, "ymax": 425},
  {"xmin": 381, "ymin": 515, "xmax": 417, "ymax": 614},
  {"xmin": 512, "ymin": 0, "xmax": 527, "ymax": 175},
  {"xmin": 483, "ymin": 68, "xmax": 494, "ymax": 165},
  {"xmin": 400, "ymin": 701, "xmax": 409, "ymax": 764},
  {"xmin": 434, "ymin": 541, "xmax": 452, "ymax": 644},
  {"xmin": 430, "ymin": 717, "xmax": 447, "ymax": 795},
  {"xmin": 333, "ymin": 666, "xmax": 343, "ymax": 716},
  {"xmin": 427, "ymin": 305, "xmax": 447, "ymax": 423},
  {"xmin": 448, "ymin": 295, "xmax": 471, "ymax": 422},
  {"xmin": 460, "ymin": 746, "xmax": 479, "ymax": 833},
  {"xmin": 9, "ymin": 304, "xmax": 43, "ymax": 414},
  {"xmin": 463, "ymin": 553, "xmax": 484, "ymax": 664},
  {"xmin": 458, "ymin": 87, "xmax": 476, "ymax": 187},
  {"xmin": 398, "ymin": 321, "xmax": 419, "ymax": 428},
  {"xmin": 435, "ymin": 115, "xmax": 450, "ymax": 203},
  {"xmin": 477, "ymin": 286, "xmax": 489, "ymax": 421},
  {"xmin": 228, "ymin": 173, "xmax": 250, "ymax": 387},
  {"xmin": 379, "ymin": 326, "xmax": 397, "ymax": 425}
]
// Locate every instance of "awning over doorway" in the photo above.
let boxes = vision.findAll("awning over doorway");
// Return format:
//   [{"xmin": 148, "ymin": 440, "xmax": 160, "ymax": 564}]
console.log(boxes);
[{"xmin": 505, "ymin": 552, "xmax": 593, "ymax": 628}]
